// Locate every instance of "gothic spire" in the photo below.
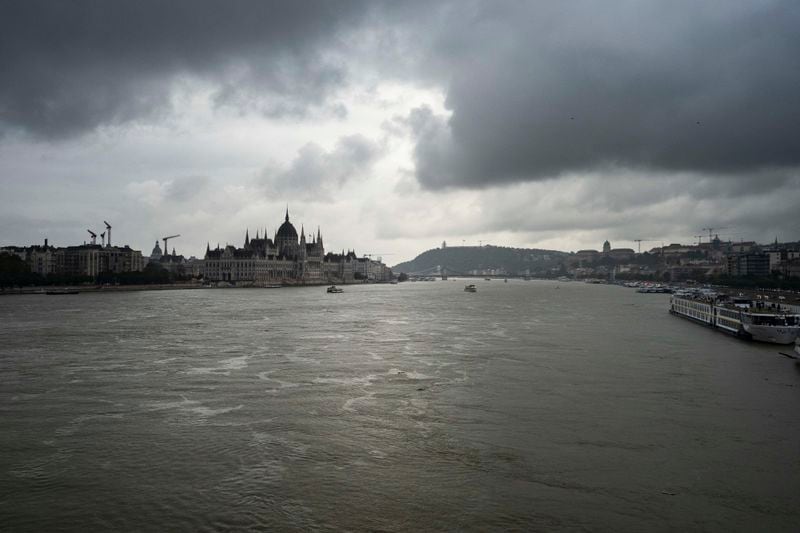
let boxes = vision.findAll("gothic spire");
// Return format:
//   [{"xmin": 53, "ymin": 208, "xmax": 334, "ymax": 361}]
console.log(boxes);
[
  {"xmin": 285, "ymin": 205, "xmax": 289, "ymax": 222},
  {"xmin": 245, "ymin": 228, "xmax": 250, "ymax": 246}
]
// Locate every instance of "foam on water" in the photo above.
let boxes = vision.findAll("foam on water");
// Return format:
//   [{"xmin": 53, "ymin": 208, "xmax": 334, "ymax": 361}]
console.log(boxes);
[
  {"xmin": 187, "ymin": 355, "xmax": 250, "ymax": 374},
  {"xmin": 1, "ymin": 282, "xmax": 799, "ymax": 531}
]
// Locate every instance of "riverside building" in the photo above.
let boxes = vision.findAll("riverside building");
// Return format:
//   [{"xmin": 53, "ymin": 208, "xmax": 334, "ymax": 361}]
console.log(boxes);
[
  {"xmin": 1, "ymin": 239, "xmax": 144, "ymax": 278},
  {"xmin": 203, "ymin": 209, "xmax": 326, "ymax": 285},
  {"xmin": 202, "ymin": 209, "xmax": 393, "ymax": 285}
]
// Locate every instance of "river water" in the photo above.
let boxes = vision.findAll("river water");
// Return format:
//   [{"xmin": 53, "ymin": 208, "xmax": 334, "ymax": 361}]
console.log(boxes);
[{"xmin": 1, "ymin": 281, "xmax": 798, "ymax": 531}]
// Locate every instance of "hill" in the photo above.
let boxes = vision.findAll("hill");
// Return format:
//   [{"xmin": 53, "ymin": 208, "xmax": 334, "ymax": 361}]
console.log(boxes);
[{"xmin": 392, "ymin": 245, "xmax": 568, "ymax": 276}]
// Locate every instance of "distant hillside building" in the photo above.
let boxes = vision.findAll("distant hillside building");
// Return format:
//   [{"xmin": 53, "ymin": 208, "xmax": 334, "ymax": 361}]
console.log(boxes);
[
  {"xmin": 607, "ymin": 248, "xmax": 636, "ymax": 262},
  {"xmin": 729, "ymin": 241, "xmax": 757, "ymax": 254},
  {"xmin": 726, "ymin": 253, "xmax": 769, "ymax": 277},
  {"xmin": 765, "ymin": 248, "xmax": 800, "ymax": 272}
]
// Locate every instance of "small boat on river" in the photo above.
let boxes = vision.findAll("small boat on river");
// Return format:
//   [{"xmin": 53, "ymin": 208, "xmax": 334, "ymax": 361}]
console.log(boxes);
[
  {"xmin": 464, "ymin": 284, "xmax": 477, "ymax": 293},
  {"xmin": 326, "ymin": 285, "xmax": 343, "ymax": 293}
]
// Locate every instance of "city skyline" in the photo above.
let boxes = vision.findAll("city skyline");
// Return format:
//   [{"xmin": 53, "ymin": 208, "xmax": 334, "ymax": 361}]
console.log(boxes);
[{"xmin": 2, "ymin": 1, "xmax": 799, "ymax": 264}]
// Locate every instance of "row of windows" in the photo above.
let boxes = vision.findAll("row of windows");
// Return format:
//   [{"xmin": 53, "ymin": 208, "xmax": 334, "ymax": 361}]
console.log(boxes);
[
  {"xmin": 716, "ymin": 317, "xmax": 740, "ymax": 330},
  {"xmin": 674, "ymin": 301, "xmax": 711, "ymax": 312},
  {"xmin": 718, "ymin": 308, "xmax": 741, "ymax": 319},
  {"xmin": 673, "ymin": 300, "xmax": 712, "ymax": 322}
]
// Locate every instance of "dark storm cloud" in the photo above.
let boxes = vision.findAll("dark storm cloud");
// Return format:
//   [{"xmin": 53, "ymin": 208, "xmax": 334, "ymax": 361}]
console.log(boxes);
[
  {"xmin": 0, "ymin": 0, "xmax": 372, "ymax": 138},
  {"xmin": 3, "ymin": 0, "xmax": 799, "ymax": 191},
  {"xmin": 405, "ymin": 0, "xmax": 800, "ymax": 189}
]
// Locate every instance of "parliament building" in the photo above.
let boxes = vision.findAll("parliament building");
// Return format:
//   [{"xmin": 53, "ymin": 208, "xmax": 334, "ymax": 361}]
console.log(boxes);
[{"xmin": 203, "ymin": 208, "xmax": 392, "ymax": 285}]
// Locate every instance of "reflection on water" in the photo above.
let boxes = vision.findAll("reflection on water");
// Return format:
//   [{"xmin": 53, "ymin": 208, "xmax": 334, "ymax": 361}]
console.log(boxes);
[{"xmin": 1, "ymin": 281, "xmax": 799, "ymax": 531}]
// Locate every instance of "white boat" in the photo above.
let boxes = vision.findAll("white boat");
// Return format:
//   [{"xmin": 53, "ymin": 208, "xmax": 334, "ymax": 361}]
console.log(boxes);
[
  {"xmin": 670, "ymin": 294, "xmax": 800, "ymax": 344},
  {"xmin": 326, "ymin": 285, "xmax": 343, "ymax": 293},
  {"xmin": 740, "ymin": 312, "xmax": 800, "ymax": 345},
  {"xmin": 636, "ymin": 284, "xmax": 672, "ymax": 293},
  {"xmin": 464, "ymin": 284, "xmax": 477, "ymax": 292}
]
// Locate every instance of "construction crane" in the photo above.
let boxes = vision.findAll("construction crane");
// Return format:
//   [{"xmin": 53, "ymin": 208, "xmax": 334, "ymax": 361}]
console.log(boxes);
[
  {"xmin": 162, "ymin": 234, "xmax": 180, "ymax": 256},
  {"xmin": 104, "ymin": 221, "xmax": 112, "ymax": 247},
  {"xmin": 631, "ymin": 239, "xmax": 657, "ymax": 253},
  {"xmin": 87, "ymin": 229, "xmax": 97, "ymax": 245},
  {"xmin": 100, "ymin": 232, "xmax": 106, "ymax": 247},
  {"xmin": 694, "ymin": 235, "xmax": 704, "ymax": 245},
  {"xmin": 701, "ymin": 227, "xmax": 729, "ymax": 242}
]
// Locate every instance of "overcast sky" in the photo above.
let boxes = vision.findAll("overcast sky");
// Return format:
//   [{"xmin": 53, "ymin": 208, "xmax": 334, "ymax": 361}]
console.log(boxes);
[{"xmin": 2, "ymin": 0, "xmax": 799, "ymax": 264}]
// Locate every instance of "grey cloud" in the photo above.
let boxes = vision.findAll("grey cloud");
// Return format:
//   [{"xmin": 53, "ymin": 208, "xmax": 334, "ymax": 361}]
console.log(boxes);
[
  {"xmin": 373, "ymin": 169, "xmax": 800, "ymax": 248},
  {"xmin": 165, "ymin": 176, "xmax": 210, "ymax": 202},
  {"xmin": 0, "ymin": 0, "xmax": 373, "ymax": 138},
  {"xmin": 404, "ymin": 1, "xmax": 800, "ymax": 189},
  {"xmin": 211, "ymin": 57, "xmax": 350, "ymax": 120},
  {"xmin": 264, "ymin": 134, "xmax": 382, "ymax": 197},
  {"xmin": 476, "ymin": 173, "xmax": 800, "ymax": 244},
  {"xmin": 7, "ymin": 0, "xmax": 800, "ymax": 192}
]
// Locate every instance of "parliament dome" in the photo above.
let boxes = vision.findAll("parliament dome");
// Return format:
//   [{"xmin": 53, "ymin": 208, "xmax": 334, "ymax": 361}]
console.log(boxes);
[{"xmin": 276, "ymin": 209, "xmax": 298, "ymax": 243}]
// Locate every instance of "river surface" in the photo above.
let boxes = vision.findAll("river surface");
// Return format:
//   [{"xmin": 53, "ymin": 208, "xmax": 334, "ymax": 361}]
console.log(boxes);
[{"xmin": 1, "ymin": 281, "xmax": 799, "ymax": 532}]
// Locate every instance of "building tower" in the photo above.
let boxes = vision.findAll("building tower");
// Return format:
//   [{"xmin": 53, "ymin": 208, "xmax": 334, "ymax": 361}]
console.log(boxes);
[
  {"xmin": 150, "ymin": 241, "xmax": 163, "ymax": 262},
  {"xmin": 603, "ymin": 240, "xmax": 611, "ymax": 253},
  {"xmin": 275, "ymin": 207, "xmax": 299, "ymax": 257}
]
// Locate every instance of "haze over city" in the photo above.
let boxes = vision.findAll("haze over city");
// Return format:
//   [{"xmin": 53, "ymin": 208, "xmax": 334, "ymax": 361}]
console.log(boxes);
[{"xmin": 2, "ymin": 1, "xmax": 799, "ymax": 263}]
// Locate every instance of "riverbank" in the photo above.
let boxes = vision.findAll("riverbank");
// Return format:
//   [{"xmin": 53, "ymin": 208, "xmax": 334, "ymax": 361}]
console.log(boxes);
[
  {"xmin": 0, "ymin": 279, "xmax": 394, "ymax": 296},
  {"xmin": 0, "ymin": 283, "xmax": 207, "ymax": 296}
]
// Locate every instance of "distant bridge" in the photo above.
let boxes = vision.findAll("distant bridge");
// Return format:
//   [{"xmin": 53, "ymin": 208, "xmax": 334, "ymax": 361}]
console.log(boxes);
[{"xmin": 403, "ymin": 264, "xmax": 526, "ymax": 279}]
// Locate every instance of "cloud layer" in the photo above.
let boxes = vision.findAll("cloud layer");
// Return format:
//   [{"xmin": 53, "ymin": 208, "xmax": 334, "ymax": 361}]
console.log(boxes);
[
  {"xmin": 403, "ymin": 1, "xmax": 800, "ymax": 189},
  {"xmin": 1, "ymin": 1, "xmax": 799, "ymax": 263},
  {"xmin": 0, "ymin": 0, "xmax": 373, "ymax": 138}
]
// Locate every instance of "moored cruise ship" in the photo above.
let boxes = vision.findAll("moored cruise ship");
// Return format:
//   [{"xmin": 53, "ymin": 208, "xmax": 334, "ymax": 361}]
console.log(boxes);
[{"xmin": 670, "ymin": 292, "xmax": 800, "ymax": 344}]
